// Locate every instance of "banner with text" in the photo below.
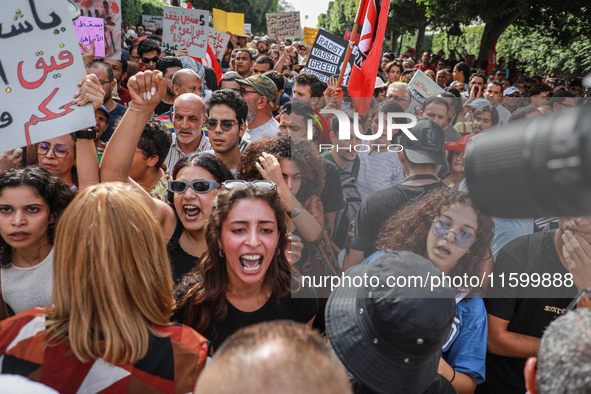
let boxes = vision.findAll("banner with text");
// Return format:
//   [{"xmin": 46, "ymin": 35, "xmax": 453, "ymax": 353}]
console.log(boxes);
[
  {"xmin": 244, "ymin": 23, "xmax": 251, "ymax": 35},
  {"xmin": 407, "ymin": 69, "xmax": 445, "ymax": 116},
  {"xmin": 162, "ymin": 6, "xmax": 208, "ymax": 59},
  {"xmin": 142, "ymin": 15, "xmax": 163, "ymax": 32},
  {"xmin": 265, "ymin": 11, "xmax": 301, "ymax": 39},
  {"xmin": 0, "ymin": 0, "xmax": 96, "ymax": 152},
  {"xmin": 303, "ymin": 27, "xmax": 319, "ymax": 45},
  {"xmin": 73, "ymin": 16, "xmax": 105, "ymax": 57},
  {"xmin": 208, "ymin": 28, "xmax": 230, "ymax": 60},
  {"xmin": 302, "ymin": 29, "xmax": 357, "ymax": 86},
  {"xmin": 72, "ymin": 0, "xmax": 121, "ymax": 59},
  {"xmin": 212, "ymin": 8, "xmax": 245, "ymax": 36}
]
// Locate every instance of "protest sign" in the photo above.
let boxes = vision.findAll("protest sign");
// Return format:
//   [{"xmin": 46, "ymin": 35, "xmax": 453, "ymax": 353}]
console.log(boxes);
[
  {"xmin": 343, "ymin": 30, "xmax": 360, "ymax": 44},
  {"xmin": 73, "ymin": 17, "xmax": 105, "ymax": 57},
  {"xmin": 407, "ymin": 69, "xmax": 445, "ymax": 116},
  {"xmin": 244, "ymin": 23, "xmax": 251, "ymax": 34},
  {"xmin": 302, "ymin": 30, "xmax": 351, "ymax": 84},
  {"xmin": 0, "ymin": 0, "xmax": 96, "ymax": 152},
  {"xmin": 208, "ymin": 28, "xmax": 230, "ymax": 60},
  {"xmin": 265, "ymin": 11, "xmax": 301, "ymax": 40},
  {"xmin": 72, "ymin": 0, "xmax": 121, "ymax": 59},
  {"xmin": 162, "ymin": 6, "xmax": 208, "ymax": 59},
  {"xmin": 142, "ymin": 15, "xmax": 163, "ymax": 32},
  {"xmin": 303, "ymin": 27, "xmax": 318, "ymax": 45},
  {"xmin": 213, "ymin": 8, "xmax": 245, "ymax": 36}
]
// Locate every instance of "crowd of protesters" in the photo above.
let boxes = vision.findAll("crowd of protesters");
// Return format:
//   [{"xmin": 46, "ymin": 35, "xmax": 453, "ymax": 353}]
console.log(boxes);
[{"xmin": 0, "ymin": 20, "xmax": 590, "ymax": 394}]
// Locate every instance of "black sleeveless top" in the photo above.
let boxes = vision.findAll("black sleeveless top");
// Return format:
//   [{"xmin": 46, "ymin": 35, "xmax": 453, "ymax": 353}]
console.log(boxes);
[{"xmin": 167, "ymin": 217, "xmax": 200, "ymax": 282}]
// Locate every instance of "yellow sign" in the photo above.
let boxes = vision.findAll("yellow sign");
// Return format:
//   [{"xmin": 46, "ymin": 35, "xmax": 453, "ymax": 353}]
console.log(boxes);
[
  {"xmin": 213, "ymin": 8, "xmax": 245, "ymax": 36},
  {"xmin": 304, "ymin": 27, "xmax": 319, "ymax": 45}
]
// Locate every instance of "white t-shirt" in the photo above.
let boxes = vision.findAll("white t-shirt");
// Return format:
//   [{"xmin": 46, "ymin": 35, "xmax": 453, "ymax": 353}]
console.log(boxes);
[{"xmin": 356, "ymin": 142, "xmax": 405, "ymax": 199}]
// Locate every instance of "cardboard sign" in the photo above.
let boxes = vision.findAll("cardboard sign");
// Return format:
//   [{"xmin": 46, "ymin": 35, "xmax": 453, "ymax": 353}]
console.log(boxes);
[
  {"xmin": 0, "ymin": 0, "xmax": 96, "ymax": 152},
  {"xmin": 162, "ymin": 6, "xmax": 208, "ymax": 59},
  {"xmin": 244, "ymin": 23, "xmax": 251, "ymax": 35},
  {"xmin": 343, "ymin": 30, "xmax": 360, "ymax": 44},
  {"xmin": 303, "ymin": 27, "xmax": 319, "ymax": 45},
  {"xmin": 302, "ymin": 30, "xmax": 348, "ymax": 84},
  {"xmin": 407, "ymin": 69, "xmax": 445, "ymax": 116},
  {"xmin": 213, "ymin": 8, "xmax": 245, "ymax": 36},
  {"xmin": 265, "ymin": 11, "xmax": 301, "ymax": 39},
  {"xmin": 73, "ymin": 16, "xmax": 105, "ymax": 57},
  {"xmin": 72, "ymin": 0, "xmax": 121, "ymax": 59},
  {"xmin": 142, "ymin": 15, "xmax": 163, "ymax": 32},
  {"xmin": 208, "ymin": 28, "xmax": 230, "ymax": 60}
]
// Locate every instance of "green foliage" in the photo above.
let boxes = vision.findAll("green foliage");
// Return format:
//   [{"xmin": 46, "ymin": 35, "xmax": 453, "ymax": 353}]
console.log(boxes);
[
  {"xmin": 121, "ymin": 0, "xmax": 142, "ymax": 26},
  {"xmin": 141, "ymin": 0, "xmax": 168, "ymax": 19},
  {"xmin": 317, "ymin": 0, "xmax": 358, "ymax": 37}
]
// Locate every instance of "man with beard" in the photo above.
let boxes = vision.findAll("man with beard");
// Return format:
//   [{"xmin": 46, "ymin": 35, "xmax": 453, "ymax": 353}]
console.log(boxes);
[
  {"xmin": 203, "ymin": 90, "xmax": 248, "ymax": 177},
  {"xmin": 476, "ymin": 216, "xmax": 591, "ymax": 394},
  {"xmin": 237, "ymin": 75, "xmax": 279, "ymax": 152},
  {"xmin": 256, "ymin": 38, "xmax": 270, "ymax": 56},
  {"xmin": 471, "ymin": 105, "xmax": 498, "ymax": 134},
  {"xmin": 483, "ymin": 81, "xmax": 511, "ymax": 126},
  {"xmin": 154, "ymin": 57, "xmax": 182, "ymax": 116},
  {"xmin": 86, "ymin": 61, "xmax": 127, "ymax": 142}
]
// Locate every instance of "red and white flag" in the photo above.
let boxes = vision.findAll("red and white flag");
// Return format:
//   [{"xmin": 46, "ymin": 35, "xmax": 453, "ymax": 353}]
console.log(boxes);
[
  {"xmin": 190, "ymin": 44, "xmax": 224, "ymax": 85},
  {"xmin": 347, "ymin": 0, "xmax": 391, "ymax": 115},
  {"xmin": 488, "ymin": 39, "xmax": 497, "ymax": 75}
]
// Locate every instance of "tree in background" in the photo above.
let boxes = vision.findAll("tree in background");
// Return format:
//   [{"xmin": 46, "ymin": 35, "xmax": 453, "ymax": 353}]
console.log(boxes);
[{"xmin": 188, "ymin": 0, "xmax": 278, "ymax": 34}]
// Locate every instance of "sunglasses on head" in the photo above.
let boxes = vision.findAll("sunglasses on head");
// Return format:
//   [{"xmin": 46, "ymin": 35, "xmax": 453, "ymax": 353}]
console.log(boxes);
[
  {"xmin": 221, "ymin": 180, "xmax": 277, "ymax": 190},
  {"xmin": 431, "ymin": 219, "xmax": 476, "ymax": 249},
  {"xmin": 206, "ymin": 118, "xmax": 240, "ymax": 132},
  {"xmin": 142, "ymin": 56, "xmax": 158, "ymax": 64},
  {"xmin": 168, "ymin": 180, "xmax": 220, "ymax": 194}
]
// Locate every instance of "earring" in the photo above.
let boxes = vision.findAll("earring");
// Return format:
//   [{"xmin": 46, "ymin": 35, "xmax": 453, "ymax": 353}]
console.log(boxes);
[
  {"xmin": 219, "ymin": 249, "xmax": 225, "ymax": 258},
  {"xmin": 276, "ymin": 248, "xmax": 280, "ymax": 256}
]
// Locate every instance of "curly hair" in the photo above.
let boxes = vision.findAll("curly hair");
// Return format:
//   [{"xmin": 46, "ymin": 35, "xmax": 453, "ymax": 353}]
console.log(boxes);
[
  {"xmin": 375, "ymin": 187, "xmax": 494, "ymax": 294},
  {"xmin": 138, "ymin": 116, "xmax": 172, "ymax": 169},
  {"xmin": 172, "ymin": 185, "xmax": 292, "ymax": 332},
  {"xmin": 237, "ymin": 134, "xmax": 324, "ymax": 204},
  {"xmin": 0, "ymin": 166, "xmax": 75, "ymax": 268}
]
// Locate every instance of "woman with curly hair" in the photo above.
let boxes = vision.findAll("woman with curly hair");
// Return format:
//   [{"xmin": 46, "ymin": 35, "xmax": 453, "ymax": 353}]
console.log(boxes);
[
  {"xmin": 173, "ymin": 184, "xmax": 318, "ymax": 351},
  {"xmin": 238, "ymin": 133, "xmax": 325, "ymax": 266},
  {"xmin": 0, "ymin": 167, "xmax": 75, "ymax": 319},
  {"xmin": 365, "ymin": 187, "xmax": 494, "ymax": 394},
  {"xmin": 384, "ymin": 60, "xmax": 403, "ymax": 84}
]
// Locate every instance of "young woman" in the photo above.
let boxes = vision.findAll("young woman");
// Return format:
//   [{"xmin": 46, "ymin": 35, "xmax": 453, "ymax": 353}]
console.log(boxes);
[
  {"xmin": 452, "ymin": 62, "xmax": 471, "ymax": 84},
  {"xmin": 100, "ymin": 71, "xmax": 234, "ymax": 281},
  {"xmin": 0, "ymin": 183, "xmax": 209, "ymax": 393},
  {"xmin": 384, "ymin": 60, "xmax": 403, "ymax": 84},
  {"xmin": 364, "ymin": 187, "xmax": 494, "ymax": 394},
  {"xmin": 238, "ymin": 134, "xmax": 325, "ymax": 267},
  {"xmin": 173, "ymin": 184, "xmax": 318, "ymax": 351},
  {"xmin": 0, "ymin": 167, "xmax": 74, "ymax": 319},
  {"xmin": 440, "ymin": 134, "xmax": 474, "ymax": 188}
]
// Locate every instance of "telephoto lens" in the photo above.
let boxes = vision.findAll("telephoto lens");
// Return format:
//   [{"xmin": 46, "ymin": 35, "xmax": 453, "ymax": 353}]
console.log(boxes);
[{"xmin": 465, "ymin": 105, "xmax": 591, "ymax": 218}]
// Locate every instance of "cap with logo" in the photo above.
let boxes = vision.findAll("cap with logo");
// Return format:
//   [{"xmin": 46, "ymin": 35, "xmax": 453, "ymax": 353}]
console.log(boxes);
[
  {"xmin": 465, "ymin": 98, "xmax": 491, "ymax": 109},
  {"xmin": 237, "ymin": 74, "xmax": 278, "ymax": 104},
  {"xmin": 399, "ymin": 118, "xmax": 447, "ymax": 165},
  {"xmin": 326, "ymin": 251, "xmax": 455, "ymax": 394},
  {"xmin": 503, "ymin": 86, "xmax": 521, "ymax": 96}
]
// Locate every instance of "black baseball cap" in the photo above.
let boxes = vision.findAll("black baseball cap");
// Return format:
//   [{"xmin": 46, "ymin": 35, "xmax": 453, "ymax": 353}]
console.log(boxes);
[{"xmin": 400, "ymin": 118, "xmax": 447, "ymax": 165}]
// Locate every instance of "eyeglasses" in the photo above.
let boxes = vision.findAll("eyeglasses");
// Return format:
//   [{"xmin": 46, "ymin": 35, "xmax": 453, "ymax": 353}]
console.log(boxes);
[
  {"xmin": 221, "ymin": 180, "xmax": 277, "ymax": 190},
  {"xmin": 507, "ymin": 93, "xmax": 521, "ymax": 97},
  {"xmin": 98, "ymin": 79, "xmax": 114, "ymax": 85},
  {"xmin": 497, "ymin": 73, "xmax": 506, "ymax": 76},
  {"xmin": 36, "ymin": 142, "xmax": 73, "ymax": 158},
  {"xmin": 375, "ymin": 87, "xmax": 387, "ymax": 93},
  {"xmin": 239, "ymin": 87, "xmax": 258, "ymax": 96},
  {"xmin": 388, "ymin": 96, "xmax": 409, "ymax": 103},
  {"xmin": 206, "ymin": 118, "xmax": 240, "ymax": 131},
  {"xmin": 430, "ymin": 219, "xmax": 477, "ymax": 249},
  {"xmin": 168, "ymin": 180, "xmax": 221, "ymax": 194},
  {"xmin": 142, "ymin": 56, "xmax": 159, "ymax": 64},
  {"xmin": 223, "ymin": 88, "xmax": 242, "ymax": 93}
]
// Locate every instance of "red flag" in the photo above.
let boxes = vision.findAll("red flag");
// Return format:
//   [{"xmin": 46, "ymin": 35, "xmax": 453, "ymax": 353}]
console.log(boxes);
[
  {"xmin": 189, "ymin": 44, "xmax": 223, "ymax": 85},
  {"xmin": 488, "ymin": 39, "xmax": 497, "ymax": 75},
  {"xmin": 186, "ymin": 2, "xmax": 192, "ymax": 8},
  {"xmin": 347, "ymin": 0, "xmax": 391, "ymax": 115}
]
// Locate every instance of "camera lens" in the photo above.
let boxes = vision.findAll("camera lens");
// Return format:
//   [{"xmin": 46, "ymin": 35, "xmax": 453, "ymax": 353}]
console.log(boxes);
[{"xmin": 465, "ymin": 106, "xmax": 591, "ymax": 218}]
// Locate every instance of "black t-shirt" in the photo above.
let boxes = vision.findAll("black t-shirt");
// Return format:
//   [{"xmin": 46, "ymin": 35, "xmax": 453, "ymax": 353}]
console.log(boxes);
[
  {"xmin": 204, "ymin": 282, "xmax": 318, "ymax": 350},
  {"xmin": 101, "ymin": 102, "xmax": 127, "ymax": 142},
  {"xmin": 167, "ymin": 217, "xmax": 200, "ymax": 282},
  {"xmin": 476, "ymin": 230, "xmax": 577, "ymax": 394},
  {"xmin": 320, "ymin": 158, "xmax": 345, "ymax": 214},
  {"xmin": 154, "ymin": 101, "xmax": 173, "ymax": 117},
  {"xmin": 351, "ymin": 182, "xmax": 443, "ymax": 258}
]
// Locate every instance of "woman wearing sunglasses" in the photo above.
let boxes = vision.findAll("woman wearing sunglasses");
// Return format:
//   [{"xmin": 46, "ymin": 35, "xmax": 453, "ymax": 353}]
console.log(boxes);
[
  {"xmin": 100, "ymin": 71, "xmax": 233, "ymax": 282},
  {"xmin": 173, "ymin": 183, "xmax": 318, "ymax": 351},
  {"xmin": 363, "ymin": 187, "xmax": 494, "ymax": 394}
]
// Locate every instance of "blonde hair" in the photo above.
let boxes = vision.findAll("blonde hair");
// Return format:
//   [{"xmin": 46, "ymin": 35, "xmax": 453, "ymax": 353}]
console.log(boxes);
[{"xmin": 45, "ymin": 183, "xmax": 174, "ymax": 364}]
